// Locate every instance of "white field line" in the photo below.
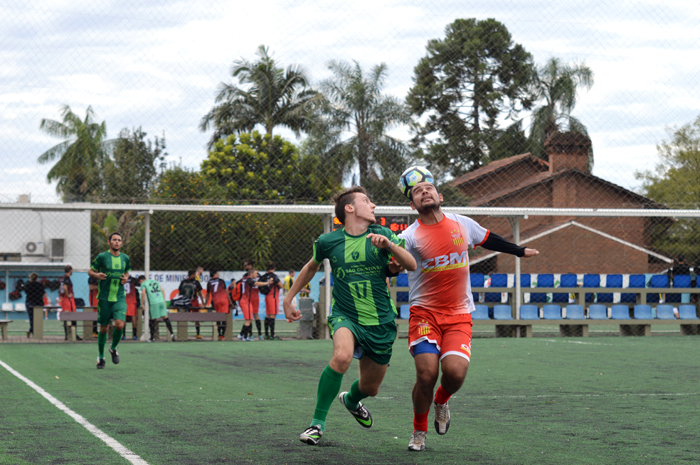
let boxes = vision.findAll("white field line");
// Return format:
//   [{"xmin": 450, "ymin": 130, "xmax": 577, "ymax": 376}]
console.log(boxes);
[{"xmin": 0, "ymin": 359, "xmax": 148, "ymax": 465}]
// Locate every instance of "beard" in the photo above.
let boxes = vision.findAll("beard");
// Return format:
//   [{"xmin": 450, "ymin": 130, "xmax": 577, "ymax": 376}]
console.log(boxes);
[{"xmin": 416, "ymin": 199, "xmax": 441, "ymax": 215}]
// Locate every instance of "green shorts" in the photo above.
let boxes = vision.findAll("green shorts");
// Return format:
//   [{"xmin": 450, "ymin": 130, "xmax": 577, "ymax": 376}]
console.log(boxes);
[
  {"xmin": 327, "ymin": 314, "xmax": 397, "ymax": 365},
  {"xmin": 148, "ymin": 301, "xmax": 168, "ymax": 320},
  {"xmin": 97, "ymin": 300, "xmax": 127, "ymax": 326}
]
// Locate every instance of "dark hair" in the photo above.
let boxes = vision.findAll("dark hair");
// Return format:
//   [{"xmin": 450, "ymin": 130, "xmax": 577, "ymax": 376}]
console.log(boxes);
[
  {"xmin": 138, "ymin": 275, "xmax": 146, "ymax": 282},
  {"xmin": 64, "ymin": 265, "xmax": 72, "ymax": 273},
  {"xmin": 332, "ymin": 186, "xmax": 367, "ymax": 225},
  {"xmin": 187, "ymin": 269, "xmax": 196, "ymax": 278},
  {"xmin": 210, "ymin": 269, "xmax": 218, "ymax": 277},
  {"xmin": 244, "ymin": 260, "xmax": 253, "ymax": 267},
  {"xmin": 409, "ymin": 181, "xmax": 439, "ymax": 201},
  {"xmin": 267, "ymin": 262, "xmax": 275, "ymax": 271},
  {"xmin": 108, "ymin": 232, "xmax": 122, "ymax": 241}
]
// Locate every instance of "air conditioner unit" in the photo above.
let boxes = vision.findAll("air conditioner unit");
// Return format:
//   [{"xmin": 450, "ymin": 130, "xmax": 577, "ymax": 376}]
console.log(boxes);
[
  {"xmin": 23, "ymin": 241, "xmax": 45, "ymax": 256},
  {"xmin": 50, "ymin": 238, "xmax": 65, "ymax": 259}
]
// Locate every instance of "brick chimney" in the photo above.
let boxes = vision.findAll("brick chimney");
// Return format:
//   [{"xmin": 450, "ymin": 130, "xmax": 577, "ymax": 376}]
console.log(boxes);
[{"xmin": 545, "ymin": 131, "xmax": 591, "ymax": 173}]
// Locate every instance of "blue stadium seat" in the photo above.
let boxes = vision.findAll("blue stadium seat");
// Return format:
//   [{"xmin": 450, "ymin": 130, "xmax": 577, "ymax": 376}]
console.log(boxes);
[
  {"xmin": 588, "ymin": 304, "xmax": 609, "ymax": 319},
  {"xmin": 520, "ymin": 274, "xmax": 531, "ymax": 288},
  {"xmin": 471, "ymin": 273, "xmax": 484, "ymax": 303},
  {"xmin": 396, "ymin": 273, "xmax": 409, "ymax": 303},
  {"xmin": 678, "ymin": 304, "xmax": 697, "ymax": 319},
  {"xmin": 611, "ymin": 304, "xmax": 631, "ymax": 319},
  {"xmin": 493, "ymin": 305, "xmax": 513, "ymax": 320},
  {"xmin": 553, "ymin": 273, "xmax": 576, "ymax": 303},
  {"xmin": 542, "ymin": 304, "xmax": 562, "ymax": 319},
  {"xmin": 655, "ymin": 304, "xmax": 676, "ymax": 320},
  {"xmin": 565, "ymin": 304, "xmax": 585, "ymax": 319},
  {"xmin": 633, "ymin": 304, "xmax": 652, "ymax": 319},
  {"xmin": 531, "ymin": 274, "xmax": 553, "ymax": 303},
  {"xmin": 647, "ymin": 275, "xmax": 668, "ymax": 304},
  {"xmin": 399, "ymin": 304, "xmax": 410, "ymax": 319},
  {"xmin": 583, "ymin": 274, "xmax": 600, "ymax": 303},
  {"xmin": 471, "ymin": 304, "xmax": 490, "ymax": 320},
  {"xmin": 621, "ymin": 274, "xmax": 645, "ymax": 304},
  {"xmin": 598, "ymin": 274, "xmax": 621, "ymax": 304},
  {"xmin": 520, "ymin": 304, "xmax": 540, "ymax": 320},
  {"xmin": 484, "ymin": 273, "xmax": 507, "ymax": 303},
  {"xmin": 666, "ymin": 274, "xmax": 690, "ymax": 304}
]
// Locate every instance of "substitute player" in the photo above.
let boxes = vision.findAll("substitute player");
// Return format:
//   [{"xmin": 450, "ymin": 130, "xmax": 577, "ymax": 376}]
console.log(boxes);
[
  {"xmin": 236, "ymin": 269, "xmax": 270, "ymax": 341},
  {"xmin": 59, "ymin": 265, "xmax": 81, "ymax": 340},
  {"xmin": 138, "ymin": 275, "xmax": 175, "ymax": 342},
  {"xmin": 260, "ymin": 262, "xmax": 283, "ymax": 340},
  {"xmin": 397, "ymin": 174, "xmax": 538, "ymax": 451},
  {"xmin": 206, "ymin": 269, "xmax": 233, "ymax": 340},
  {"xmin": 88, "ymin": 232, "xmax": 131, "ymax": 369},
  {"xmin": 124, "ymin": 275, "xmax": 140, "ymax": 340},
  {"xmin": 283, "ymin": 186, "xmax": 417, "ymax": 446}
]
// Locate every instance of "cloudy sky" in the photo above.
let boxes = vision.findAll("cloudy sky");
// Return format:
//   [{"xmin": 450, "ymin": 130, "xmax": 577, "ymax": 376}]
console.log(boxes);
[{"xmin": 1, "ymin": 0, "xmax": 699, "ymax": 203}]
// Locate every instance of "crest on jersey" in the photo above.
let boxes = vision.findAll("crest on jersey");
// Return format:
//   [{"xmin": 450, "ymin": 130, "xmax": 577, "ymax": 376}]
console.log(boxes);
[
  {"xmin": 352, "ymin": 251, "xmax": 360, "ymax": 260},
  {"xmin": 450, "ymin": 228, "xmax": 464, "ymax": 247}
]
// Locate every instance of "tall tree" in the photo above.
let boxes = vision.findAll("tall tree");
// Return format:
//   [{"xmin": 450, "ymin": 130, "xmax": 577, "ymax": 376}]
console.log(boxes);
[
  {"xmin": 528, "ymin": 57, "xmax": 594, "ymax": 166},
  {"xmin": 199, "ymin": 45, "xmax": 320, "ymax": 147},
  {"xmin": 309, "ymin": 60, "xmax": 411, "ymax": 198},
  {"xmin": 407, "ymin": 18, "xmax": 534, "ymax": 177},
  {"xmin": 38, "ymin": 105, "xmax": 111, "ymax": 202}
]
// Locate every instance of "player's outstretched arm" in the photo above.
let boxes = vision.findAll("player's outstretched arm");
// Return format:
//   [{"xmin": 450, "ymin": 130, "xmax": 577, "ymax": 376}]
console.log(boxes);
[
  {"xmin": 482, "ymin": 232, "xmax": 539, "ymax": 259},
  {"xmin": 366, "ymin": 233, "xmax": 417, "ymax": 271},
  {"xmin": 283, "ymin": 258, "xmax": 321, "ymax": 321}
]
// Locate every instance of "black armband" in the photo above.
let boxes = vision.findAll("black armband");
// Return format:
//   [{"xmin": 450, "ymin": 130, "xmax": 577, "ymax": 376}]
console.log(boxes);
[
  {"xmin": 386, "ymin": 266, "xmax": 400, "ymax": 278},
  {"xmin": 481, "ymin": 232, "xmax": 525, "ymax": 257}
]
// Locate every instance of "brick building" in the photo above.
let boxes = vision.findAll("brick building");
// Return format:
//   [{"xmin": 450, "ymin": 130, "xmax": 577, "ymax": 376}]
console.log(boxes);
[{"xmin": 451, "ymin": 132, "xmax": 673, "ymax": 274}]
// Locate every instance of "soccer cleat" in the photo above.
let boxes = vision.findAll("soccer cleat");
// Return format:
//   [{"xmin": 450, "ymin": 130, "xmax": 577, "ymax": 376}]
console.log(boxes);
[
  {"xmin": 96, "ymin": 358, "xmax": 106, "ymax": 369},
  {"xmin": 92, "ymin": 332, "xmax": 98, "ymax": 338},
  {"xmin": 76, "ymin": 335, "xmax": 83, "ymax": 341},
  {"xmin": 408, "ymin": 430, "xmax": 427, "ymax": 451},
  {"xmin": 171, "ymin": 333, "xmax": 176, "ymax": 341},
  {"xmin": 299, "ymin": 425, "xmax": 323, "ymax": 445},
  {"xmin": 434, "ymin": 402, "xmax": 451, "ymax": 435},
  {"xmin": 132, "ymin": 336, "xmax": 138, "ymax": 340},
  {"xmin": 196, "ymin": 334, "xmax": 202, "ymax": 340},
  {"xmin": 108, "ymin": 348, "xmax": 120, "ymax": 365},
  {"xmin": 338, "ymin": 391, "xmax": 373, "ymax": 428},
  {"xmin": 259, "ymin": 335, "xmax": 263, "ymax": 340},
  {"xmin": 237, "ymin": 334, "xmax": 244, "ymax": 340},
  {"xmin": 245, "ymin": 336, "xmax": 254, "ymax": 341}
]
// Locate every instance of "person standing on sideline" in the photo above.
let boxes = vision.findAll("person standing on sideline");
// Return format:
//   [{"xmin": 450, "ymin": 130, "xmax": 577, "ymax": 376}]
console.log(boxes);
[
  {"xmin": 236, "ymin": 269, "xmax": 270, "ymax": 341},
  {"xmin": 396, "ymin": 174, "xmax": 539, "ymax": 452},
  {"xmin": 179, "ymin": 270, "xmax": 205, "ymax": 339},
  {"xmin": 205, "ymin": 270, "xmax": 233, "ymax": 340},
  {"xmin": 283, "ymin": 270, "xmax": 295, "ymax": 295},
  {"xmin": 124, "ymin": 275, "xmax": 140, "ymax": 340},
  {"xmin": 283, "ymin": 186, "xmax": 417, "ymax": 446},
  {"xmin": 88, "ymin": 276, "xmax": 99, "ymax": 337},
  {"xmin": 138, "ymin": 276, "xmax": 175, "ymax": 341},
  {"xmin": 88, "ymin": 232, "xmax": 131, "ymax": 369},
  {"xmin": 59, "ymin": 265, "xmax": 81, "ymax": 341},
  {"xmin": 260, "ymin": 262, "xmax": 283, "ymax": 340},
  {"xmin": 24, "ymin": 272, "xmax": 46, "ymax": 338}
]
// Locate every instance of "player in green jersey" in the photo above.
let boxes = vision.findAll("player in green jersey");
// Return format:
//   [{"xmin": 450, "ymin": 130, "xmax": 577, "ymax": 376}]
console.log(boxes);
[
  {"xmin": 88, "ymin": 232, "xmax": 131, "ymax": 369},
  {"xmin": 138, "ymin": 275, "xmax": 175, "ymax": 342},
  {"xmin": 283, "ymin": 186, "xmax": 417, "ymax": 446}
]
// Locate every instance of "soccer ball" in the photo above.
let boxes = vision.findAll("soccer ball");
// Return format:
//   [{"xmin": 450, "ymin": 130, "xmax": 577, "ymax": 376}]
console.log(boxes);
[{"xmin": 399, "ymin": 166, "xmax": 434, "ymax": 199}]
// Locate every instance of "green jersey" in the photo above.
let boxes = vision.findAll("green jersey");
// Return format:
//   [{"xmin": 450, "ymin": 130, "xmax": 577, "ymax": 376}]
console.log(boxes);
[
  {"xmin": 91, "ymin": 251, "xmax": 131, "ymax": 302},
  {"xmin": 141, "ymin": 279, "xmax": 165, "ymax": 306},
  {"xmin": 313, "ymin": 224, "xmax": 402, "ymax": 326}
]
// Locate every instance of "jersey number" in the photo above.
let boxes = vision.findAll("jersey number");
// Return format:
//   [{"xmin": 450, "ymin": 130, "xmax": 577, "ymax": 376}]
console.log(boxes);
[
  {"xmin": 149, "ymin": 282, "xmax": 160, "ymax": 293},
  {"xmin": 351, "ymin": 280, "xmax": 369, "ymax": 299}
]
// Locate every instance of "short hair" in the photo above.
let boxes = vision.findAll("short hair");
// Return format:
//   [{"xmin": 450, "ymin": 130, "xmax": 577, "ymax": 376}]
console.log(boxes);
[
  {"xmin": 210, "ymin": 269, "xmax": 218, "ymax": 277},
  {"xmin": 64, "ymin": 265, "xmax": 72, "ymax": 273},
  {"xmin": 267, "ymin": 262, "xmax": 275, "ymax": 271},
  {"xmin": 332, "ymin": 186, "xmax": 367, "ymax": 225},
  {"xmin": 108, "ymin": 232, "xmax": 122, "ymax": 241},
  {"xmin": 187, "ymin": 269, "xmax": 196, "ymax": 277},
  {"xmin": 244, "ymin": 260, "xmax": 253, "ymax": 267},
  {"xmin": 138, "ymin": 275, "xmax": 146, "ymax": 282},
  {"xmin": 29, "ymin": 272, "xmax": 39, "ymax": 281}
]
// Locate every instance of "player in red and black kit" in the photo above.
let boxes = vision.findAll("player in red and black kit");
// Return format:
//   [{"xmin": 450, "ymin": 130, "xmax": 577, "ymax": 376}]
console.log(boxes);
[
  {"xmin": 88, "ymin": 276, "xmax": 99, "ymax": 338},
  {"xmin": 124, "ymin": 276, "xmax": 140, "ymax": 340},
  {"xmin": 260, "ymin": 262, "xmax": 284, "ymax": 340},
  {"xmin": 179, "ymin": 270, "xmax": 205, "ymax": 339},
  {"xmin": 205, "ymin": 270, "xmax": 233, "ymax": 341},
  {"xmin": 59, "ymin": 265, "xmax": 81, "ymax": 340},
  {"xmin": 237, "ymin": 268, "xmax": 272, "ymax": 341}
]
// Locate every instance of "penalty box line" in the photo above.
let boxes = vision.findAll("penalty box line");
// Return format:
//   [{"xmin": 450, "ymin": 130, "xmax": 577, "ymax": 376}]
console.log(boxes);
[{"xmin": 0, "ymin": 359, "xmax": 148, "ymax": 465}]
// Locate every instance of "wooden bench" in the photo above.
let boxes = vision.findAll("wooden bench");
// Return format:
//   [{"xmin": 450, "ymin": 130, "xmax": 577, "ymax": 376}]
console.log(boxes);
[{"xmin": 0, "ymin": 319, "xmax": 12, "ymax": 340}]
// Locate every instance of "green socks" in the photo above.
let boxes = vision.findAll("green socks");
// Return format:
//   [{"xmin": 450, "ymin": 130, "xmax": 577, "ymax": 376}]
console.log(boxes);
[
  {"xmin": 311, "ymin": 365, "xmax": 344, "ymax": 431},
  {"xmin": 110, "ymin": 328, "xmax": 123, "ymax": 350},
  {"xmin": 344, "ymin": 378, "xmax": 368, "ymax": 411},
  {"xmin": 97, "ymin": 332, "xmax": 107, "ymax": 359}
]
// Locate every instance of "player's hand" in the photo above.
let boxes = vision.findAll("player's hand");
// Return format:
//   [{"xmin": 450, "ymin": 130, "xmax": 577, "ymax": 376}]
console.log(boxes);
[
  {"xmin": 523, "ymin": 248, "xmax": 539, "ymax": 258},
  {"xmin": 120, "ymin": 274, "xmax": 128, "ymax": 284},
  {"xmin": 96, "ymin": 272, "xmax": 107, "ymax": 280},
  {"xmin": 283, "ymin": 297, "xmax": 301, "ymax": 321},
  {"xmin": 367, "ymin": 233, "xmax": 392, "ymax": 249}
]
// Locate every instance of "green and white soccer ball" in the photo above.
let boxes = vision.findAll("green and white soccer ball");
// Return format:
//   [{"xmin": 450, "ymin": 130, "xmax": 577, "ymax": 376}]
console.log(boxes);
[{"xmin": 399, "ymin": 166, "xmax": 434, "ymax": 199}]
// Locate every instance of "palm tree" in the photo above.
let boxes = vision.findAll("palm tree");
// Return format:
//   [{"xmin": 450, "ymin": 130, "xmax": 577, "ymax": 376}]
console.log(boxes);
[
  {"xmin": 38, "ymin": 105, "xmax": 111, "ymax": 202},
  {"xmin": 200, "ymin": 45, "xmax": 320, "ymax": 147},
  {"xmin": 312, "ymin": 60, "xmax": 410, "ymax": 188},
  {"xmin": 528, "ymin": 58, "xmax": 594, "ymax": 165}
]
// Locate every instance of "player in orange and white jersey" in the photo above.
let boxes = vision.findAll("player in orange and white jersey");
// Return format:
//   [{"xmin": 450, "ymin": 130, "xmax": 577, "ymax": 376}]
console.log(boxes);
[{"xmin": 398, "ymin": 178, "xmax": 539, "ymax": 452}]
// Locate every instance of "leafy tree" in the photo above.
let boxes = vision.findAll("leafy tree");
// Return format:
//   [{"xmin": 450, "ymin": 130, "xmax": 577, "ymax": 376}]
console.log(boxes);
[
  {"xmin": 307, "ymin": 60, "xmax": 411, "ymax": 200},
  {"xmin": 637, "ymin": 115, "xmax": 700, "ymax": 261},
  {"xmin": 199, "ymin": 45, "xmax": 320, "ymax": 147},
  {"xmin": 38, "ymin": 105, "xmax": 112, "ymax": 202},
  {"xmin": 407, "ymin": 18, "xmax": 534, "ymax": 176},
  {"xmin": 528, "ymin": 58, "xmax": 594, "ymax": 166},
  {"xmin": 201, "ymin": 131, "xmax": 338, "ymax": 203}
]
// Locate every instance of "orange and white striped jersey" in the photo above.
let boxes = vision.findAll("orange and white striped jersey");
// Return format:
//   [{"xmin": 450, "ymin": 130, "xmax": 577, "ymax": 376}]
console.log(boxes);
[{"xmin": 399, "ymin": 213, "xmax": 488, "ymax": 315}]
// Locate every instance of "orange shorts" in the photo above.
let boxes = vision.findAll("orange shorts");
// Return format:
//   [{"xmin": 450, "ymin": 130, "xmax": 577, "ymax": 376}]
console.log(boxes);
[
  {"xmin": 408, "ymin": 306, "xmax": 473, "ymax": 362},
  {"xmin": 126, "ymin": 301, "xmax": 137, "ymax": 317},
  {"xmin": 239, "ymin": 299, "xmax": 258, "ymax": 320},
  {"xmin": 60, "ymin": 298, "xmax": 75, "ymax": 312},
  {"xmin": 213, "ymin": 299, "xmax": 229, "ymax": 314}
]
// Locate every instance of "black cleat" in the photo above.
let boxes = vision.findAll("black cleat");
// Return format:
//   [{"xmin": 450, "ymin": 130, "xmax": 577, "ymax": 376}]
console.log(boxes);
[
  {"xmin": 96, "ymin": 358, "xmax": 106, "ymax": 369},
  {"xmin": 339, "ymin": 391, "xmax": 373, "ymax": 428},
  {"xmin": 108, "ymin": 348, "xmax": 120, "ymax": 365}
]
